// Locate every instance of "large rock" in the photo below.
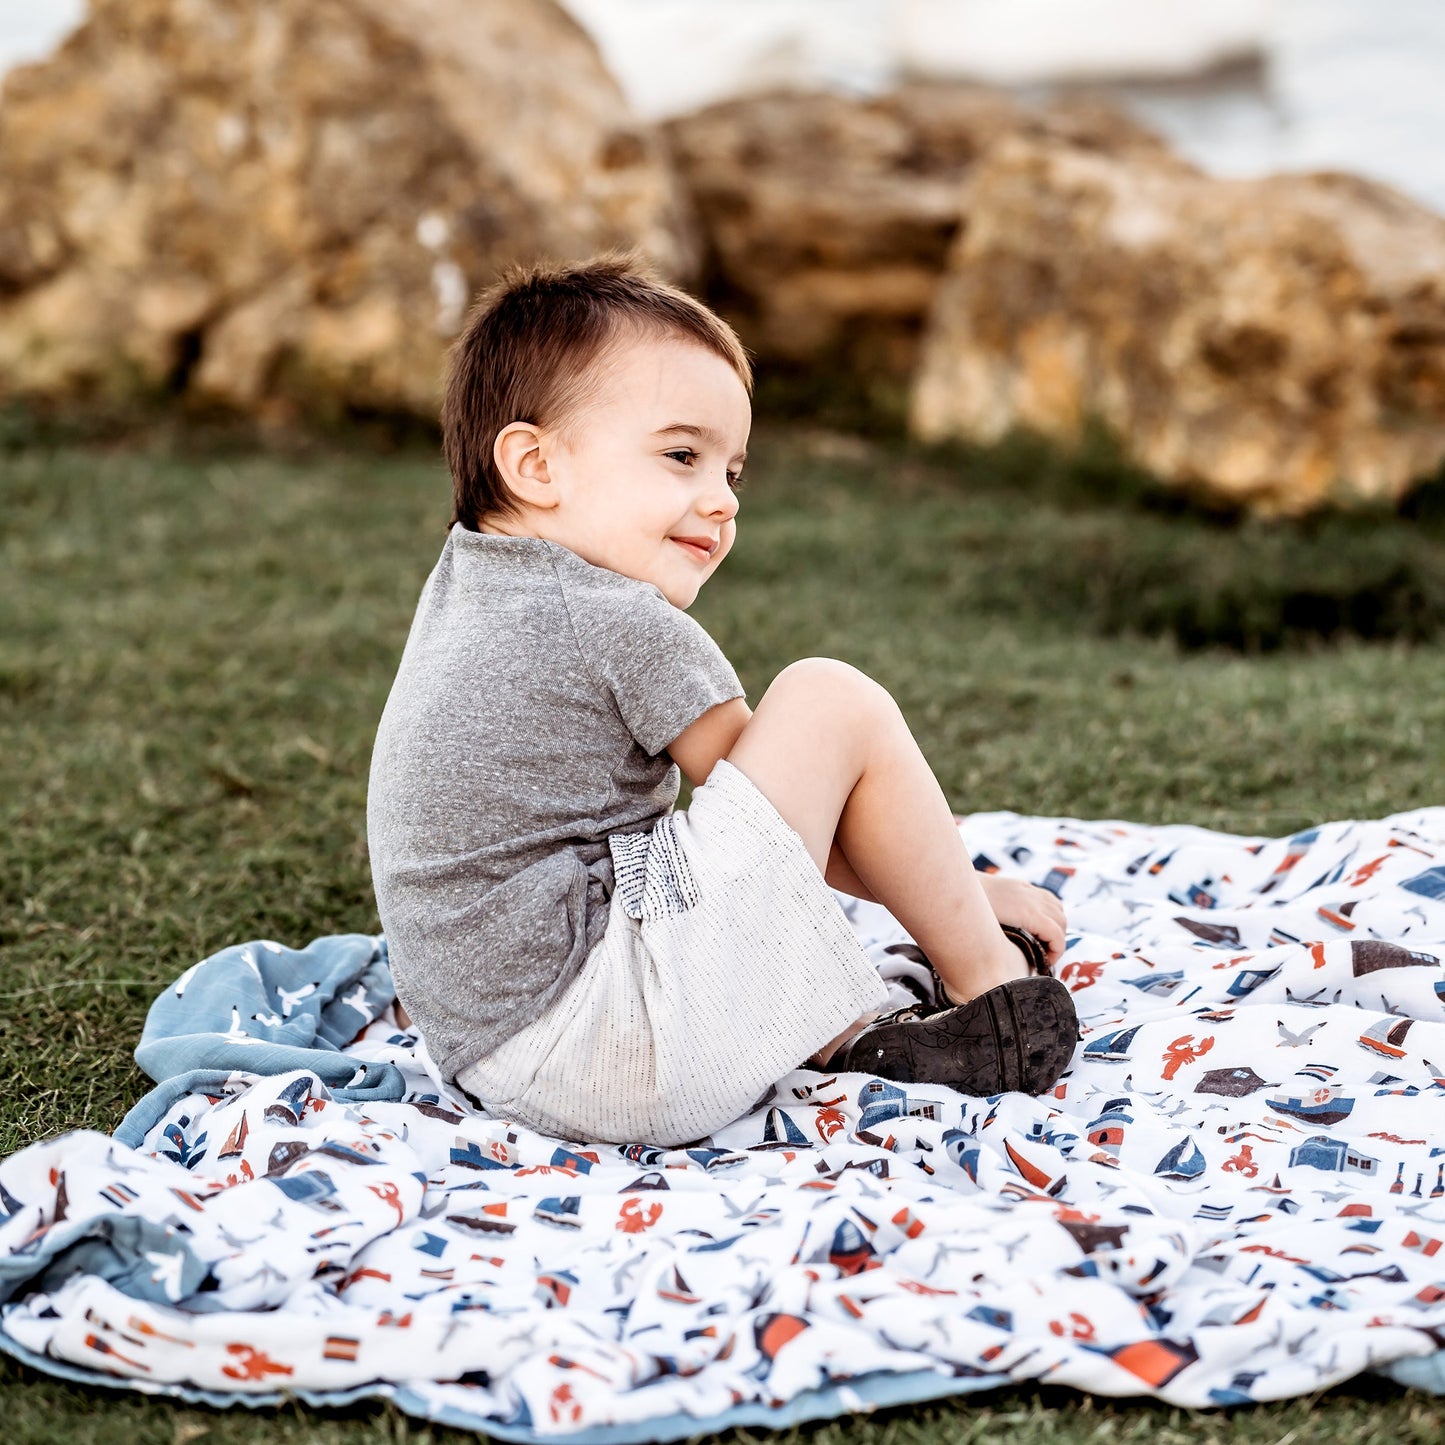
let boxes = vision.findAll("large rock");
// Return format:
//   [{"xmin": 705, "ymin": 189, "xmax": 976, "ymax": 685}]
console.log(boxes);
[
  {"xmin": 0, "ymin": 0, "xmax": 695, "ymax": 418},
  {"xmin": 911, "ymin": 137, "xmax": 1445, "ymax": 512},
  {"xmin": 663, "ymin": 85, "xmax": 1165, "ymax": 380}
]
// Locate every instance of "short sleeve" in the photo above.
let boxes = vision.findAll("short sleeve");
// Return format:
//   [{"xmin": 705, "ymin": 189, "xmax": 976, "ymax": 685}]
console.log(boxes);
[{"xmin": 561, "ymin": 571, "xmax": 745, "ymax": 758}]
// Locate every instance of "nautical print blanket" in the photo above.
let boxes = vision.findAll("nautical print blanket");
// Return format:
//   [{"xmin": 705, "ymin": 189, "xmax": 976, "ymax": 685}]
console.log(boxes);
[{"xmin": 3, "ymin": 807, "xmax": 1445, "ymax": 1440}]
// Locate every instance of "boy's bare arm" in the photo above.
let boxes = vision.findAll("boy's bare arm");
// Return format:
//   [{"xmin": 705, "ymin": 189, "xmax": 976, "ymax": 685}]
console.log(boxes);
[
  {"xmin": 667, "ymin": 697, "xmax": 752, "ymax": 790},
  {"xmin": 667, "ymin": 697, "xmax": 879, "ymax": 903}
]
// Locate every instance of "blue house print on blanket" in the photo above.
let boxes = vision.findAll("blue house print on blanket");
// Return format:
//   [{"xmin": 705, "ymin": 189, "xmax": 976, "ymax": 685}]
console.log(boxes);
[
  {"xmin": 1289, "ymin": 1136, "xmax": 1380, "ymax": 1175},
  {"xmin": 271, "ymin": 1169, "xmax": 343, "ymax": 1210},
  {"xmin": 1401, "ymin": 866, "xmax": 1445, "ymax": 900},
  {"xmin": 857, "ymin": 1079, "xmax": 941, "ymax": 1133}
]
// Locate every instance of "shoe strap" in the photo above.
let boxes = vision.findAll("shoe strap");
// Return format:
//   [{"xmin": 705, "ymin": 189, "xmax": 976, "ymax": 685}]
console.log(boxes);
[
  {"xmin": 1001, "ymin": 923, "xmax": 1051, "ymax": 975},
  {"xmin": 910, "ymin": 926, "xmax": 1054, "ymax": 1012},
  {"xmin": 870, "ymin": 1002, "xmax": 925, "ymax": 1028}
]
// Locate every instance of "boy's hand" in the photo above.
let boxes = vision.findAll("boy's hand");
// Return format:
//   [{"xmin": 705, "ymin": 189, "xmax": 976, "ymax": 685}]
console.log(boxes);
[{"xmin": 977, "ymin": 874, "xmax": 1068, "ymax": 965}]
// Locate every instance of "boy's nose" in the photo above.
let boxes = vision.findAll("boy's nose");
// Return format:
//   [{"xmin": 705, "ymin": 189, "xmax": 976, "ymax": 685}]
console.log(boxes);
[{"xmin": 707, "ymin": 472, "xmax": 739, "ymax": 516}]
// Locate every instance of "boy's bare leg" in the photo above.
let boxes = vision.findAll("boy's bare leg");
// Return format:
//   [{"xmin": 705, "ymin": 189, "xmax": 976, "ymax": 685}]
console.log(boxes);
[{"xmin": 726, "ymin": 658, "xmax": 1029, "ymax": 1058}]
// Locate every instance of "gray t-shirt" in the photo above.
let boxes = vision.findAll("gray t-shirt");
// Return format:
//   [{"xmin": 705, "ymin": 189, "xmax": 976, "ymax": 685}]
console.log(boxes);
[{"xmin": 366, "ymin": 525, "xmax": 745, "ymax": 1082}]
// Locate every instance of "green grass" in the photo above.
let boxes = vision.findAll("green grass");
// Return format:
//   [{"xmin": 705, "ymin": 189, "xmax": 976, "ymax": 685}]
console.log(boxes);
[{"xmin": 2, "ymin": 425, "xmax": 1443, "ymax": 1441}]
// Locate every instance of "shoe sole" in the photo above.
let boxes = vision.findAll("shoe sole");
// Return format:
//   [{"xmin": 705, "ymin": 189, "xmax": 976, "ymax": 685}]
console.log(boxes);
[{"xmin": 846, "ymin": 975, "xmax": 1079, "ymax": 1097}]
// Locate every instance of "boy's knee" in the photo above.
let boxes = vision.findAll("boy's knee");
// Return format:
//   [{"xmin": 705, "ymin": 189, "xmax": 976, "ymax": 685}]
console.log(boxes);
[{"xmin": 769, "ymin": 657, "xmax": 897, "ymax": 722}]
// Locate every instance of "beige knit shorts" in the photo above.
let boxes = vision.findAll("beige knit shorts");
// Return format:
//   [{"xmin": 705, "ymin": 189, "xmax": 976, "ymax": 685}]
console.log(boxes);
[{"xmin": 455, "ymin": 758, "xmax": 889, "ymax": 1147}]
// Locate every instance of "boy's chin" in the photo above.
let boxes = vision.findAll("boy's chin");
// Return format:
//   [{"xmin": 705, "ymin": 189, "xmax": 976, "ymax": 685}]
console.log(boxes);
[{"xmin": 655, "ymin": 572, "xmax": 704, "ymax": 609}]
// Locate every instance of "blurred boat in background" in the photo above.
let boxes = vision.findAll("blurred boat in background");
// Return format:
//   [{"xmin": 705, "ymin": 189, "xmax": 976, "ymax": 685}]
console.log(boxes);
[{"xmin": 900, "ymin": 0, "xmax": 1269, "ymax": 85}]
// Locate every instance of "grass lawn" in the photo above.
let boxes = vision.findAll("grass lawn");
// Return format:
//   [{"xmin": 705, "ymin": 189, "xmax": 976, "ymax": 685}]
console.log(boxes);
[{"xmin": 1, "ymin": 425, "xmax": 1442, "ymax": 1442}]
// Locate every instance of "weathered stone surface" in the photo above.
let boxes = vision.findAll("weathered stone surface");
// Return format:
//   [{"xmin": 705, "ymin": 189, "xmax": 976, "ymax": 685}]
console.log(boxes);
[
  {"xmin": 0, "ymin": 0, "xmax": 695, "ymax": 417},
  {"xmin": 663, "ymin": 85, "xmax": 1166, "ymax": 379},
  {"xmin": 911, "ymin": 137, "xmax": 1445, "ymax": 512}
]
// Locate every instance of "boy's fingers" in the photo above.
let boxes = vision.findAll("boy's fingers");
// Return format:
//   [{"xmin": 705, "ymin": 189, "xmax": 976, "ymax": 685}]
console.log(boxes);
[
  {"xmin": 1035, "ymin": 916, "xmax": 1066, "ymax": 962},
  {"xmin": 1036, "ymin": 890, "xmax": 1067, "ymax": 936}
]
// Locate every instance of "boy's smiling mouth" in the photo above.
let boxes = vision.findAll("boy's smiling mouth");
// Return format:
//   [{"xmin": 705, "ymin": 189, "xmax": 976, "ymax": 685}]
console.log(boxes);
[{"xmin": 670, "ymin": 536, "xmax": 717, "ymax": 561}]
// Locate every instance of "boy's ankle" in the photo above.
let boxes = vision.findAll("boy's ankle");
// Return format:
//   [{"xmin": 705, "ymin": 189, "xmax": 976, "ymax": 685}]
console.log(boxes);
[{"xmin": 936, "ymin": 934, "xmax": 1031, "ymax": 1006}]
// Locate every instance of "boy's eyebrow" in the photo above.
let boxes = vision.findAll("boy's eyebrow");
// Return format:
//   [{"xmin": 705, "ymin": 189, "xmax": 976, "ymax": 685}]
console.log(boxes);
[{"xmin": 653, "ymin": 423, "xmax": 747, "ymax": 463}]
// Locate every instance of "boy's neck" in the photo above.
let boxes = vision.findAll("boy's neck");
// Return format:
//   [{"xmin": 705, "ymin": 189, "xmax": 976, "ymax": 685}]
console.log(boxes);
[{"xmin": 475, "ymin": 518, "xmax": 536, "ymax": 539}]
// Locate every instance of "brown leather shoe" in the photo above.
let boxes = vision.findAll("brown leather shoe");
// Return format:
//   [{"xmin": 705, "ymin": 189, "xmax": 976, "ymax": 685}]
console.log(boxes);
[{"xmin": 829, "ymin": 973, "xmax": 1078, "ymax": 1097}]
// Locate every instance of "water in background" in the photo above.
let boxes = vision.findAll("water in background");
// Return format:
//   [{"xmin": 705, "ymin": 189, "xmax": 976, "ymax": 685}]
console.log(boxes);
[
  {"xmin": 1117, "ymin": 0, "xmax": 1445, "ymax": 212},
  {"xmin": 2, "ymin": 0, "xmax": 1443, "ymax": 213},
  {"xmin": 0, "ymin": 0, "xmax": 84, "ymax": 71}
]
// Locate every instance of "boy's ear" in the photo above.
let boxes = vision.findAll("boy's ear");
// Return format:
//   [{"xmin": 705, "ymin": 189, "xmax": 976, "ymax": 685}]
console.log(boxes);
[{"xmin": 493, "ymin": 422, "xmax": 557, "ymax": 509}]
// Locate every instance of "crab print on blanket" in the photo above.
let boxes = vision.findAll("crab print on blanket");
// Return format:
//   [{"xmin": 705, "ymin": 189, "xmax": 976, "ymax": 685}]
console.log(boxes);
[{"xmin": 2, "ymin": 807, "xmax": 1444, "ymax": 1440}]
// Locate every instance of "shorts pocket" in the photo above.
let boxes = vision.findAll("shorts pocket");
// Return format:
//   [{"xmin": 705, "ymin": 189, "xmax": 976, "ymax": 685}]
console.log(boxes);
[{"xmin": 608, "ymin": 818, "xmax": 701, "ymax": 921}]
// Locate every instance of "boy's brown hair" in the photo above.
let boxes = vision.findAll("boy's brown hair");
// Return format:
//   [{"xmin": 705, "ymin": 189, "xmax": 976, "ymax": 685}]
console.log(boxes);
[{"xmin": 442, "ymin": 252, "xmax": 752, "ymax": 531}]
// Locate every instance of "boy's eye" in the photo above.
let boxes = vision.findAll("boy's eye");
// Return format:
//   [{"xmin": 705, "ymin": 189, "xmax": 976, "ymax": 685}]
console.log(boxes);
[{"xmin": 665, "ymin": 448, "xmax": 744, "ymax": 493}]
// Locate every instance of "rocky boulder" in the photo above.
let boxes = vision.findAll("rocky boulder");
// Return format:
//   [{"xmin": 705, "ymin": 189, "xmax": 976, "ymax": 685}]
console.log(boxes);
[
  {"xmin": 663, "ymin": 85, "xmax": 1166, "ymax": 381},
  {"xmin": 0, "ymin": 0, "xmax": 695, "ymax": 419},
  {"xmin": 910, "ymin": 137, "xmax": 1445, "ymax": 512}
]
